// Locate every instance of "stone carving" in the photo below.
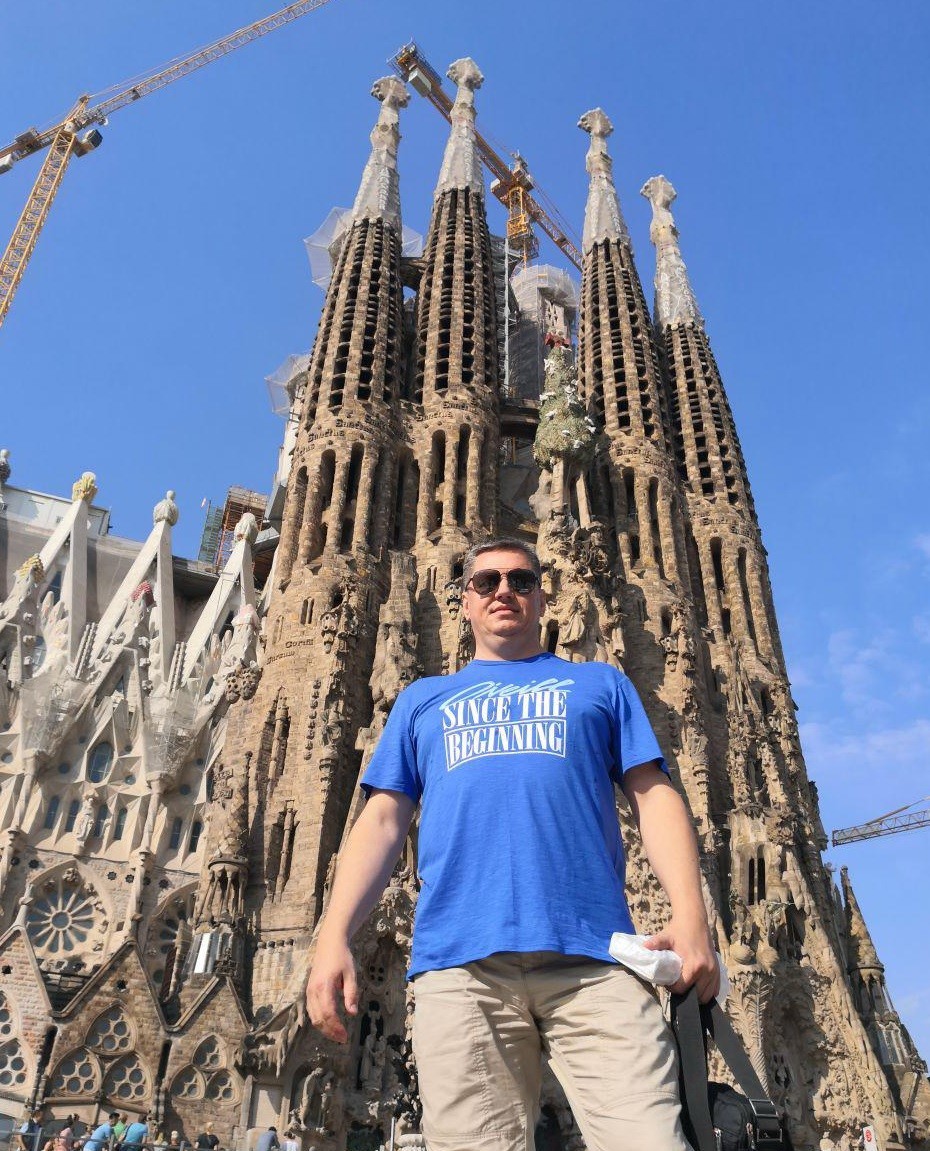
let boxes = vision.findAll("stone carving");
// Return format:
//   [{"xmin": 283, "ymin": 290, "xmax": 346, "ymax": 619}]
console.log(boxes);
[
  {"xmin": 74, "ymin": 789, "xmax": 99, "ymax": 847},
  {"xmin": 640, "ymin": 175, "xmax": 703, "ymax": 329},
  {"xmin": 71, "ymin": 471, "xmax": 98, "ymax": 503},
  {"xmin": 234, "ymin": 512, "xmax": 258, "ymax": 544},
  {"xmin": 533, "ymin": 345, "xmax": 597, "ymax": 474},
  {"xmin": 578, "ymin": 107, "xmax": 630, "ymax": 250},
  {"xmin": 153, "ymin": 490, "xmax": 179, "ymax": 526}
]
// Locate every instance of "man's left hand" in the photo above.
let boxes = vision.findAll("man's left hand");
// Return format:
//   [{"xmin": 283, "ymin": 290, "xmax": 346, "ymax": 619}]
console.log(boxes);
[{"xmin": 644, "ymin": 914, "xmax": 720, "ymax": 1003}]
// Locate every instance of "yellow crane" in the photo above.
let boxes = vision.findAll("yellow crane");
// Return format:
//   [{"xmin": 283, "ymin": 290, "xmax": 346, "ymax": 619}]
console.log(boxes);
[
  {"xmin": 0, "ymin": 0, "xmax": 335, "ymax": 329},
  {"xmin": 391, "ymin": 42, "xmax": 583, "ymax": 271},
  {"xmin": 831, "ymin": 795, "xmax": 930, "ymax": 846}
]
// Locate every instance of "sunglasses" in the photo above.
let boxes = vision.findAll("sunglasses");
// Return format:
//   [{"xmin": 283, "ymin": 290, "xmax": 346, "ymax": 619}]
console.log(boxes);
[{"xmin": 465, "ymin": 568, "xmax": 541, "ymax": 596}]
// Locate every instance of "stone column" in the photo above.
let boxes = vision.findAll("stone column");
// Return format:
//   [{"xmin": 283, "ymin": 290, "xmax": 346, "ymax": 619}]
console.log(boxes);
[{"xmin": 324, "ymin": 455, "xmax": 352, "ymax": 555}]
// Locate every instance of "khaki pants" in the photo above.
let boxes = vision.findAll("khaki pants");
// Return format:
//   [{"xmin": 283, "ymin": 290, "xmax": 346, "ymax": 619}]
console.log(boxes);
[{"xmin": 412, "ymin": 952, "xmax": 690, "ymax": 1151}]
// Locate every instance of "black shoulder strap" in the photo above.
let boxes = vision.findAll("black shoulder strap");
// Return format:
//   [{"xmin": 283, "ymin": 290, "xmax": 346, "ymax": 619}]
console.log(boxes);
[
  {"xmin": 703, "ymin": 999, "xmax": 770, "ymax": 1103},
  {"xmin": 671, "ymin": 986, "xmax": 717, "ymax": 1151}
]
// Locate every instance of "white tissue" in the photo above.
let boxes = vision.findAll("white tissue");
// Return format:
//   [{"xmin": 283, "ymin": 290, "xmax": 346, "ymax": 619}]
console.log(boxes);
[{"xmin": 608, "ymin": 932, "xmax": 731, "ymax": 1007}]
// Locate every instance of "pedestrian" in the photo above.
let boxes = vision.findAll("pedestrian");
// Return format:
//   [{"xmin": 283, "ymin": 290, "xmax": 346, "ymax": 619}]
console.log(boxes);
[
  {"xmin": 254, "ymin": 1128, "xmax": 279, "ymax": 1151},
  {"xmin": 193, "ymin": 1126, "xmax": 218, "ymax": 1151},
  {"xmin": 120, "ymin": 1114, "xmax": 152, "ymax": 1151},
  {"xmin": 16, "ymin": 1111, "xmax": 43, "ymax": 1151},
  {"xmin": 112, "ymin": 1117, "xmax": 127, "ymax": 1150},
  {"xmin": 53, "ymin": 1114, "xmax": 78, "ymax": 1151},
  {"xmin": 308, "ymin": 537, "xmax": 719, "ymax": 1151},
  {"xmin": 82, "ymin": 1114, "xmax": 119, "ymax": 1151}
]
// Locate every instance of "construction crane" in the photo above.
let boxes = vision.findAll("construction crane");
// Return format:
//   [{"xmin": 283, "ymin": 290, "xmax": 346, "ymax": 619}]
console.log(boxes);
[
  {"xmin": 391, "ymin": 42, "xmax": 583, "ymax": 272},
  {"xmin": 0, "ymin": 0, "xmax": 335, "ymax": 329},
  {"xmin": 831, "ymin": 795, "xmax": 930, "ymax": 846}
]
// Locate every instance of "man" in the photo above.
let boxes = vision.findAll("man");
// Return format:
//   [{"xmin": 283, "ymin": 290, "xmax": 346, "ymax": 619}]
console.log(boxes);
[
  {"xmin": 112, "ymin": 1118, "xmax": 127, "ymax": 1148},
  {"xmin": 308, "ymin": 538, "xmax": 718, "ymax": 1151},
  {"xmin": 120, "ymin": 1115, "xmax": 152, "ymax": 1151},
  {"xmin": 254, "ymin": 1128, "xmax": 279, "ymax": 1151},
  {"xmin": 83, "ymin": 1114, "xmax": 120, "ymax": 1151},
  {"xmin": 16, "ymin": 1112, "xmax": 42, "ymax": 1151}
]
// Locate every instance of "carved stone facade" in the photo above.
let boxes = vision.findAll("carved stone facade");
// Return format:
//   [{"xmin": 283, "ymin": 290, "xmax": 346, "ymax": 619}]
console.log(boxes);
[{"xmin": 0, "ymin": 62, "xmax": 927, "ymax": 1151}]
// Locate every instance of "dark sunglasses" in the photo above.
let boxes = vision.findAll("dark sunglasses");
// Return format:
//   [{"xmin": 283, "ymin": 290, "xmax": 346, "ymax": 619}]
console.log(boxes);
[{"xmin": 465, "ymin": 568, "xmax": 540, "ymax": 596}]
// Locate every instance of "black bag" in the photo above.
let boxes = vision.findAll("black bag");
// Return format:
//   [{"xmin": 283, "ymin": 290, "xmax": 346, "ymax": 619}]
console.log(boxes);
[{"xmin": 671, "ymin": 986, "xmax": 787, "ymax": 1151}]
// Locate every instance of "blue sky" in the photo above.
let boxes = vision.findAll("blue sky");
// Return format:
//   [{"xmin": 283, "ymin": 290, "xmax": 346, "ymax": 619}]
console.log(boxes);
[{"xmin": 1, "ymin": 2, "xmax": 928, "ymax": 1057}]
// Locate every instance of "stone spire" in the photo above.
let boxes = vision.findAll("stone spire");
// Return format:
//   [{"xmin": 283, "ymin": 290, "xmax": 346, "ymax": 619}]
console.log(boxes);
[
  {"xmin": 640, "ymin": 175, "xmax": 703, "ymax": 329},
  {"xmin": 349, "ymin": 76, "xmax": 410, "ymax": 230},
  {"xmin": 434, "ymin": 58, "xmax": 485, "ymax": 197},
  {"xmin": 578, "ymin": 109, "xmax": 630, "ymax": 252},
  {"xmin": 841, "ymin": 865, "xmax": 882, "ymax": 972}
]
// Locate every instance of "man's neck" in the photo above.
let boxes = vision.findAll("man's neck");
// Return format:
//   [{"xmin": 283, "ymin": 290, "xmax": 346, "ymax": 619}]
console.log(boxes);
[{"xmin": 471, "ymin": 640, "xmax": 545, "ymax": 662}]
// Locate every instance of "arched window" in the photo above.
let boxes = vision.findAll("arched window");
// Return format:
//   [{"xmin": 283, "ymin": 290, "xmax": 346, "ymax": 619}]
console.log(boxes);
[
  {"xmin": 169, "ymin": 818, "xmax": 183, "ymax": 850},
  {"xmin": 64, "ymin": 800, "xmax": 80, "ymax": 833},
  {"xmin": 189, "ymin": 821, "xmax": 204, "ymax": 853},
  {"xmin": 43, "ymin": 796, "xmax": 61, "ymax": 830},
  {"xmin": 92, "ymin": 805, "xmax": 109, "ymax": 840},
  {"xmin": 113, "ymin": 807, "xmax": 127, "ymax": 841},
  {"xmin": 88, "ymin": 742, "xmax": 114, "ymax": 783}
]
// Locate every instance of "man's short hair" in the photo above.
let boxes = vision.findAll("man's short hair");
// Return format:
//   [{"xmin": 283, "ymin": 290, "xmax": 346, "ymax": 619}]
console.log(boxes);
[{"xmin": 462, "ymin": 538, "xmax": 542, "ymax": 585}]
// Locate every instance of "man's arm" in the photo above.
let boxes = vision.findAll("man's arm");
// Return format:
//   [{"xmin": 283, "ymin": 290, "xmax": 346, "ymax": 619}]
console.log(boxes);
[
  {"xmin": 306, "ymin": 787, "xmax": 416, "ymax": 1042},
  {"xmin": 621, "ymin": 761, "xmax": 719, "ymax": 1003}
]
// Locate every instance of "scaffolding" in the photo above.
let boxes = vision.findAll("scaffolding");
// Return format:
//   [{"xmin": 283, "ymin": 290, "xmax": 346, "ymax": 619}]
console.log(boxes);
[{"xmin": 199, "ymin": 486, "xmax": 267, "ymax": 571}]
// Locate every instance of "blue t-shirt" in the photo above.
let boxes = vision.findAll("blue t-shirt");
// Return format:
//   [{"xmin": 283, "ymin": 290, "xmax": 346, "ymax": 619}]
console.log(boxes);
[
  {"xmin": 122, "ymin": 1124, "xmax": 149, "ymax": 1147},
  {"xmin": 361, "ymin": 652, "xmax": 665, "ymax": 977},
  {"xmin": 84, "ymin": 1125, "xmax": 113, "ymax": 1151}
]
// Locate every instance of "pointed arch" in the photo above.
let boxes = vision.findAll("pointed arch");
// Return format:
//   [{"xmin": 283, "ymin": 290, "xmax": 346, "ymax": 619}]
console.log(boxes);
[{"xmin": 46, "ymin": 1046, "xmax": 102, "ymax": 1097}]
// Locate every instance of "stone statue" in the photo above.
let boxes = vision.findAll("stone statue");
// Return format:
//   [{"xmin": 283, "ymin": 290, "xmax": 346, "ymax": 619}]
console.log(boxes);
[
  {"xmin": 153, "ymin": 490, "xmax": 179, "ymax": 526},
  {"xmin": 75, "ymin": 789, "xmax": 98, "ymax": 846}
]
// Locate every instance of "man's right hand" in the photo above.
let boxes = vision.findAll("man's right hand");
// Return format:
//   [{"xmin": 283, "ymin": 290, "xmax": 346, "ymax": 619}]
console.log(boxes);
[{"xmin": 306, "ymin": 933, "xmax": 359, "ymax": 1043}]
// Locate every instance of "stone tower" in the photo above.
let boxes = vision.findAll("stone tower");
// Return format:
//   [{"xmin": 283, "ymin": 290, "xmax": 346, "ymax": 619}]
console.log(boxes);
[{"xmin": 0, "ymin": 61, "xmax": 927, "ymax": 1151}]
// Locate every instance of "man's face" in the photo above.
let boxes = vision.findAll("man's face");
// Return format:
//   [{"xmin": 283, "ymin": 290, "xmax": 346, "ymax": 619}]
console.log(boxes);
[{"xmin": 462, "ymin": 548, "xmax": 546, "ymax": 656}]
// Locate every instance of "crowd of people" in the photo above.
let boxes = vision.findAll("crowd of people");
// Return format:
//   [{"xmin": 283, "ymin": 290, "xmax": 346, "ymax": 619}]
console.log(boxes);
[{"xmin": 13, "ymin": 1112, "xmax": 225, "ymax": 1151}]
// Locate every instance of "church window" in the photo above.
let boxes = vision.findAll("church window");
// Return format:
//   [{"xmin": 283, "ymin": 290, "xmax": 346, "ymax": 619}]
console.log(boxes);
[
  {"xmin": 340, "ymin": 444, "xmax": 364, "ymax": 553},
  {"xmin": 48, "ymin": 1048, "xmax": 100, "ymax": 1096},
  {"xmin": 171, "ymin": 1065, "xmax": 205, "ymax": 1100},
  {"xmin": 88, "ymin": 741, "xmax": 113, "ymax": 783},
  {"xmin": 648, "ymin": 478, "xmax": 664, "ymax": 578},
  {"xmin": 87, "ymin": 1006, "xmax": 133, "ymax": 1054},
  {"xmin": 205, "ymin": 1069, "xmax": 238, "ymax": 1102},
  {"xmin": 0, "ymin": 1039, "xmax": 27, "ymax": 1090},
  {"xmin": 44, "ymin": 795, "xmax": 61, "ymax": 830},
  {"xmin": 102, "ymin": 1053, "xmax": 149, "ymax": 1102},
  {"xmin": 64, "ymin": 800, "xmax": 80, "ymax": 832},
  {"xmin": 169, "ymin": 818, "xmax": 183, "ymax": 850},
  {"xmin": 546, "ymin": 623, "xmax": 559, "ymax": 654},
  {"xmin": 92, "ymin": 805, "xmax": 109, "ymax": 840},
  {"xmin": 300, "ymin": 599, "xmax": 313, "ymax": 625},
  {"xmin": 189, "ymin": 820, "xmax": 204, "ymax": 853},
  {"xmin": 455, "ymin": 427, "xmax": 470, "ymax": 526},
  {"xmin": 113, "ymin": 807, "xmax": 127, "ymax": 841},
  {"xmin": 26, "ymin": 874, "xmax": 102, "ymax": 957},
  {"xmin": 193, "ymin": 1035, "xmax": 223, "ymax": 1071},
  {"xmin": 58, "ymin": 762, "xmax": 70, "ymax": 774},
  {"xmin": 710, "ymin": 538, "xmax": 725, "ymax": 593},
  {"xmin": 737, "ymin": 548, "xmax": 757, "ymax": 646}
]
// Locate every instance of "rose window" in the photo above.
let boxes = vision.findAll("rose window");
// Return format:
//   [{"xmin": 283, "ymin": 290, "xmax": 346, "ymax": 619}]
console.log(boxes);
[
  {"xmin": 103, "ymin": 1053, "xmax": 149, "ymax": 1102},
  {"xmin": 0, "ymin": 1040, "xmax": 28, "ymax": 1089},
  {"xmin": 205, "ymin": 1070, "xmax": 238, "ymax": 1103},
  {"xmin": 87, "ymin": 1005, "xmax": 133, "ymax": 1054},
  {"xmin": 0, "ymin": 993, "xmax": 15, "ymax": 1039},
  {"xmin": 192, "ymin": 1035, "xmax": 222, "ymax": 1071},
  {"xmin": 26, "ymin": 873, "xmax": 106, "ymax": 959},
  {"xmin": 171, "ymin": 1066, "xmax": 205, "ymax": 1100},
  {"xmin": 48, "ymin": 1048, "xmax": 100, "ymax": 1096}
]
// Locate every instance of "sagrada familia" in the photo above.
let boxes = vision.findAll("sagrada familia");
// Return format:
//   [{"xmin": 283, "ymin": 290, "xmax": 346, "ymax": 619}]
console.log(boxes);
[{"xmin": 0, "ymin": 58, "xmax": 927, "ymax": 1151}]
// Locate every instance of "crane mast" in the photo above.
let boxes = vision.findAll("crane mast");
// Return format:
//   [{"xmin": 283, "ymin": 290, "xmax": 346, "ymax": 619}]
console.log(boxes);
[
  {"xmin": 391, "ymin": 42, "xmax": 582, "ymax": 271},
  {"xmin": 0, "ymin": 0, "xmax": 335, "ymax": 328}
]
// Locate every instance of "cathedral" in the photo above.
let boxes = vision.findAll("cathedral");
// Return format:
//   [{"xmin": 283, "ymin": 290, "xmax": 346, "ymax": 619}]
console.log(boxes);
[{"xmin": 0, "ymin": 58, "xmax": 927, "ymax": 1151}]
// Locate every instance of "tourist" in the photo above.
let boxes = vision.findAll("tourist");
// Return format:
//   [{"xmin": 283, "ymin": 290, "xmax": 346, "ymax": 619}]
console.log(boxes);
[
  {"xmin": 308, "ymin": 538, "xmax": 719, "ymax": 1151},
  {"xmin": 53, "ymin": 1114, "xmax": 78, "ymax": 1151},
  {"xmin": 82, "ymin": 1114, "xmax": 120, "ymax": 1151},
  {"xmin": 112, "ymin": 1117, "xmax": 127, "ymax": 1149},
  {"xmin": 16, "ymin": 1111, "xmax": 43, "ymax": 1151},
  {"xmin": 254, "ymin": 1128, "xmax": 279, "ymax": 1151},
  {"xmin": 193, "ymin": 1126, "xmax": 218, "ymax": 1151},
  {"xmin": 120, "ymin": 1114, "xmax": 152, "ymax": 1151}
]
